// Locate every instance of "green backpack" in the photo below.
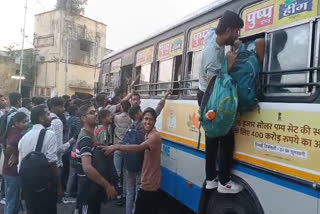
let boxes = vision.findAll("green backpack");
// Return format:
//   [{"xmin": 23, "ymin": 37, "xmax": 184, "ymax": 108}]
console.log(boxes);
[{"xmin": 199, "ymin": 59, "xmax": 238, "ymax": 138}]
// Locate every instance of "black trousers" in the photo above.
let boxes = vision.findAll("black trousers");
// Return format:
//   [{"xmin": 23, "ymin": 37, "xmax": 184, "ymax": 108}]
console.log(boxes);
[
  {"xmin": 134, "ymin": 189, "xmax": 160, "ymax": 214},
  {"xmin": 205, "ymin": 131, "xmax": 235, "ymax": 184},
  {"xmin": 24, "ymin": 187, "xmax": 57, "ymax": 214},
  {"xmin": 197, "ymin": 89, "xmax": 235, "ymax": 185},
  {"xmin": 77, "ymin": 176, "xmax": 102, "ymax": 214}
]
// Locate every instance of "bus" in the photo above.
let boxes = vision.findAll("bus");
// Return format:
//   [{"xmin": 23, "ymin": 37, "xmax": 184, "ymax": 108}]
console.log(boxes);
[{"xmin": 98, "ymin": 0, "xmax": 320, "ymax": 213}]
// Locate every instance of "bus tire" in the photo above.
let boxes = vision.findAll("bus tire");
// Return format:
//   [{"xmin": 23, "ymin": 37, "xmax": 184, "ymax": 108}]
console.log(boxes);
[{"xmin": 205, "ymin": 175, "xmax": 264, "ymax": 214}]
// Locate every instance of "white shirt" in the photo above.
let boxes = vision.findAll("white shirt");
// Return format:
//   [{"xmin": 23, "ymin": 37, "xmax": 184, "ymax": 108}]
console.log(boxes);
[
  {"xmin": 18, "ymin": 124, "xmax": 58, "ymax": 172},
  {"xmin": 199, "ymin": 28, "xmax": 225, "ymax": 92},
  {"xmin": 48, "ymin": 112, "xmax": 64, "ymax": 167}
]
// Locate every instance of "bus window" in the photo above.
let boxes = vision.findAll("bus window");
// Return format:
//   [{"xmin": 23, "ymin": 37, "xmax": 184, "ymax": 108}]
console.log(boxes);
[
  {"xmin": 264, "ymin": 23, "xmax": 312, "ymax": 96},
  {"xmin": 184, "ymin": 50, "xmax": 201, "ymax": 96},
  {"xmin": 173, "ymin": 55, "xmax": 182, "ymax": 95},
  {"xmin": 136, "ymin": 64, "xmax": 151, "ymax": 95},
  {"xmin": 109, "ymin": 71, "xmax": 120, "ymax": 89},
  {"xmin": 157, "ymin": 59, "xmax": 173, "ymax": 95}
]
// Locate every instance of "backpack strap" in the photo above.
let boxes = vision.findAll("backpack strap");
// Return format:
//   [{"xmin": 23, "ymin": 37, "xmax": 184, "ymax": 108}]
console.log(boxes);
[{"xmin": 35, "ymin": 129, "xmax": 48, "ymax": 152}]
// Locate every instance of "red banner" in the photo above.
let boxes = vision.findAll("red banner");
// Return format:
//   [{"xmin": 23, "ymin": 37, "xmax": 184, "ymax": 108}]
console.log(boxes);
[{"xmin": 245, "ymin": 4, "xmax": 275, "ymax": 32}]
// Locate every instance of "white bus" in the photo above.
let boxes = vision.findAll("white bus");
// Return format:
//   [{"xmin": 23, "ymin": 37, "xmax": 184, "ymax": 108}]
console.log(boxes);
[{"xmin": 99, "ymin": 0, "xmax": 320, "ymax": 213}]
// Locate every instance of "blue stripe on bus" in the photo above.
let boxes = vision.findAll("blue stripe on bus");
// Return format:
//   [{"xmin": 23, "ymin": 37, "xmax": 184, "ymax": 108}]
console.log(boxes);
[
  {"xmin": 161, "ymin": 140, "xmax": 320, "ymax": 201},
  {"xmin": 161, "ymin": 166, "xmax": 201, "ymax": 213},
  {"xmin": 162, "ymin": 139, "xmax": 205, "ymax": 158},
  {"xmin": 233, "ymin": 163, "xmax": 320, "ymax": 198}
]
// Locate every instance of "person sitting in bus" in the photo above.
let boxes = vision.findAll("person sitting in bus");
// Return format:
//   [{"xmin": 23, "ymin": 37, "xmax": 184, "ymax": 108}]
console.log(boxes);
[
  {"xmin": 198, "ymin": 10, "xmax": 244, "ymax": 194},
  {"xmin": 269, "ymin": 31, "xmax": 288, "ymax": 92}
]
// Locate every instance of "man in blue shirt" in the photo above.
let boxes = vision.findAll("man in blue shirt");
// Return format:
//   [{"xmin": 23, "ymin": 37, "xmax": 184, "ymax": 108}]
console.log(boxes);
[{"xmin": 198, "ymin": 10, "xmax": 244, "ymax": 194}]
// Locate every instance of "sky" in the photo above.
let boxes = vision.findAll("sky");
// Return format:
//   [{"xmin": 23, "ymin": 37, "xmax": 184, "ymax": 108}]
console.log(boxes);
[{"xmin": 0, "ymin": 0, "xmax": 216, "ymax": 51}]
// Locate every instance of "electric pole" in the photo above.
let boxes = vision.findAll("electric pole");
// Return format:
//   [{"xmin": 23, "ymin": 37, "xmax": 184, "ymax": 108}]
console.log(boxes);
[{"xmin": 18, "ymin": 0, "xmax": 28, "ymax": 93}]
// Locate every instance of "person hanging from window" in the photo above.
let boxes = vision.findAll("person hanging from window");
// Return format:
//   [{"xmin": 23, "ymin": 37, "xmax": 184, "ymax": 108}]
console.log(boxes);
[{"xmin": 198, "ymin": 10, "xmax": 244, "ymax": 194}]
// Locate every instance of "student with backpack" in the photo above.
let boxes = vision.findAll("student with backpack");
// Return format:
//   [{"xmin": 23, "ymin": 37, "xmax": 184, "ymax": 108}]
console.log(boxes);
[
  {"xmin": 18, "ymin": 105, "xmax": 62, "ymax": 214},
  {"xmin": 47, "ymin": 97, "xmax": 65, "ymax": 170},
  {"xmin": 3, "ymin": 112, "xmax": 28, "ymax": 214},
  {"xmin": 198, "ymin": 11, "xmax": 244, "ymax": 194},
  {"xmin": 103, "ymin": 108, "xmax": 162, "ymax": 214},
  {"xmin": 113, "ymin": 100, "xmax": 132, "ymax": 206},
  {"xmin": 75, "ymin": 103, "xmax": 117, "ymax": 214},
  {"xmin": 123, "ymin": 105, "xmax": 145, "ymax": 214},
  {"xmin": 0, "ymin": 92, "xmax": 22, "ymax": 204}
]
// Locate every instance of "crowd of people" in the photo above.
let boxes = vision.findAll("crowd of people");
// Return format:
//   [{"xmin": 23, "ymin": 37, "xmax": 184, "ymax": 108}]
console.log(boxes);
[
  {"xmin": 0, "ymin": 87, "xmax": 172, "ymax": 214},
  {"xmin": 0, "ymin": 9, "xmax": 267, "ymax": 214}
]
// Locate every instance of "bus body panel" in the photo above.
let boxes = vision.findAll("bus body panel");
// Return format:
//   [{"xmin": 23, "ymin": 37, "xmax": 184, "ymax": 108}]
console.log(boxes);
[
  {"xmin": 161, "ymin": 138, "xmax": 319, "ymax": 214},
  {"xmin": 141, "ymin": 99, "xmax": 320, "ymax": 213}
]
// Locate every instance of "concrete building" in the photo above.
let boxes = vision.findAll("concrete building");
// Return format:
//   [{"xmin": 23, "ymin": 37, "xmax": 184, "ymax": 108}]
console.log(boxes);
[{"xmin": 33, "ymin": 9, "xmax": 107, "ymax": 97}]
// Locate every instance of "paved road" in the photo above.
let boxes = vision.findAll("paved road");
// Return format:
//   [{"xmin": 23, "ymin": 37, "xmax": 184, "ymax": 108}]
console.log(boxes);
[{"xmin": 0, "ymin": 200, "xmax": 125, "ymax": 214}]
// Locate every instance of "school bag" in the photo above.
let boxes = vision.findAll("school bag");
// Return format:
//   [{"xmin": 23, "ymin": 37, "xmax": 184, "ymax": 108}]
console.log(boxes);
[
  {"xmin": 91, "ymin": 145, "xmax": 119, "ymax": 200},
  {"xmin": 91, "ymin": 145, "xmax": 118, "ymax": 186},
  {"xmin": 77, "ymin": 135, "xmax": 118, "ymax": 199},
  {"xmin": 199, "ymin": 59, "xmax": 238, "ymax": 138},
  {"xmin": 20, "ymin": 129, "xmax": 52, "ymax": 192},
  {"xmin": 122, "ymin": 122, "xmax": 145, "ymax": 172},
  {"xmin": 229, "ymin": 44, "xmax": 260, "ymax": 112}
]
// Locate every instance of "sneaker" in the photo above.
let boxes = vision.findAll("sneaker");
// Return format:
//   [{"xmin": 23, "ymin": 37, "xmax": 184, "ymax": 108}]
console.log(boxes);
[
  {"xmin": 206, "ymin": 177, "xmax": 219, "ymax": 189},
  {"xmin": 63, "ymin": 197, "xmax": 76, "ymax": 204},
  {"xmin": 0, "ymin": 198, "xmax": 5, "ymax": 205},
  {"xmin": 115, "ymin": 197, "xmax": 125, "ymax": 207},
  {"xmin": 217, "ymin": 180, "xmax": 243, "ymax": 194}
]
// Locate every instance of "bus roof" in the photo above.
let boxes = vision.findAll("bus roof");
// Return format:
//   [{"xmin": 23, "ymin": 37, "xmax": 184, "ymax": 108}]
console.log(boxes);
[{"xmin": 102, "ymin": 0, "xmax": 231, "ymax": 61}]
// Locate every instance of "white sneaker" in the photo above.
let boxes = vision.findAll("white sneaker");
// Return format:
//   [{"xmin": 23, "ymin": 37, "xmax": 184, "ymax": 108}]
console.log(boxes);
[
  {"xmin": 205, "ymin": 177, "xmax": 218, "ymax": 189},
  {"xmin": 217, "ymin": 180, "xmax": 243, "ymax": 194},
  {"xmin": 63, "ymin": 197, "xmax": 76, "ymax": 204},
  {"xmin": 0, "ymin": 198, "xmax": 5, "ymax": 205}
]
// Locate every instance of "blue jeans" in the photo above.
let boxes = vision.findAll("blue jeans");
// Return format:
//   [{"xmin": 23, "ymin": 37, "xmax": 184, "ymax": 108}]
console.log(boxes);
[
  {"xmin": 65, "ymin": 162, "xmax": 77, "ymax": 197},
  {"xmin": 4, "ymin": 175, "xmax": 20, "ymax": 214},
  {"xmin": 125, "ymin": 169, "xmax": 141, "ymax": 214},
  {"xmin": 114, "ymin": 150, "xmax": 126, "ymax": 197}
]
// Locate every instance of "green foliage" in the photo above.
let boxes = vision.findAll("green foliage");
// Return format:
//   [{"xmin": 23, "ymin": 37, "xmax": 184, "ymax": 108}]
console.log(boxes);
[
  {"xmin": 4, "ymin": 45, "xmax": 38, "ymax": 87},
  {"xmin": 56, "ymin": 0, "xmax": 88, "ymax": 15}
]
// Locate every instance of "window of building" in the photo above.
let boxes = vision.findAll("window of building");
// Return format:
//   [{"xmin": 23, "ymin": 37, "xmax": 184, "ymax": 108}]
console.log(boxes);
[{"xmin": 80, "ymin": 39, "xmax": 91, "ymax": 52}]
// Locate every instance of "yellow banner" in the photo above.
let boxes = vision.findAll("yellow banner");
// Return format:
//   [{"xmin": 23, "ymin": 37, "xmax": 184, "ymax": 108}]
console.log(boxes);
[
  {"xmin": 241, "ymin": 0, "xmax": 318, "ymax": 37},
  {"xmin": 234, "ymin": 107, "xmax": 320, "ymax": 182},
  {"xmin": 161, "ymin": 103, "xmax": 205, "ymax": 148},
  {"xmin": 136, "ymin": 46, "xmax": 154, "ymax": 67},
  {"xmin": 188, "ymin": 19, "xmax": 219, "ymax": 52},
  {"xmin": 110, "ymin": 58, "xmax": 121, "ymax": 73},
  {"xmin": 157, "ymin": 34, "xmax": 184, "ymax": 61}
]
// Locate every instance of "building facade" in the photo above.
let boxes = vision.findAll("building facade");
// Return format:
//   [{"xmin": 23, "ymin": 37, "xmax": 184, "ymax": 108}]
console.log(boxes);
[{"xmin": 33, "ymin": 9, "xmax": 107, "ymax": 97}]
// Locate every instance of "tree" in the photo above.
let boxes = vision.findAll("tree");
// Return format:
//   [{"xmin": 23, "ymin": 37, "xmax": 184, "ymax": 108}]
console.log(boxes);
[
  {"xmin": 56, "ymin": 0, "xmax": 88, "ymax": 15},
  {"xmin": 4, "ymin": 44, "xmax": 39, "ymax": 90}
]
